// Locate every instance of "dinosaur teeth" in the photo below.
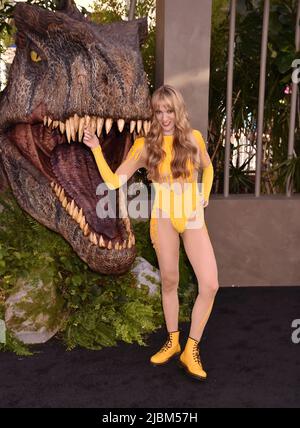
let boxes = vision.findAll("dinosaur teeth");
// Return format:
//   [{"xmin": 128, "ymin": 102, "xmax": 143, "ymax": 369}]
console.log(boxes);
[
  {"xmin": 69, "ymin": 199, "xmax": 75, "ymax": 216},
  {"xmin": 96, "ymin": 117, "xmax": 104, "ymax": 137},
  {"xmin": 79, "ymin": 214, "xmax": 86, "ymax": 229},
  {"xmin": 130, "ymin": 120, "xmax": 136, "ymax": 133},
  {"xmin": 50, "ymin": 181, "xmax": 134, "ymax": 250},
  {"xmin": 43, "ymin": 115, "xmax": 151, "ymax": 140},
  {"xmin": 117, "ymin": 119, "xmax": 125, "ymax": 133},
  {"xmin": 59, "ymin": 188, "xmax": 65, "ymax": 202},
  {"xmin": 72, "ymin": 205, "xmax": 79, "ymax": 221},
  {"xmin": 99, "ymin": 235, "xmax": 105, "ymax": 248},
  {"xmin": 83, "ymin": 223, "xmax": 89, "ymax": 236},
  {"xmin": 73, "ymin": 113, "xmax": 79, "ymax": 131},
  {"xmin": 69, "ymin": 116, "xmax": 76, "ymax": 141},
  {"xmin": 105, "ymin": 118, "xmax": 113, "ymax": 134},
  {"xmin": 62, "ymin": 196, "xmax": 68, "ymax": 208},
  {"xmin": 83, "ymin": 114, "xmax": 90, "ymax": 128},
  {"xmin": 90, "ymin": 116, "xmax": 97, "ymax": 134},
  {"xmin": 77, "ymin": 207, "xmax": 83, "ymax": 224},
  {"xmin": 143, "ymin": 120, "xmax": 148, "ymax": 135},
  {"xmin": 59, "ymin": 121, "xmax": 65, "ymax": 133},
  {"xmin": 89, "ymin": 232, "xmax": 98, "ymax": 245},
  {"xmin": 65, "ymin": 119, "xmax": 71, "ymax": 143},
  {"xmin": 144, "ymin": 120, "xmax": 151, "ymax": 135},
  {"xmin": 127, "ymin": 236, "xmax": 132, "ymax": 249},
  {"xmin": 54, "ymin": 183, "xmax": 59, "ymax": 194},
  {"xmin": 77, "ymin": 117, "xmax": 84, "ymax": 142},
  {"xmin": 137, "ymin": 119, "xmax": 142, "ymax": 134}
]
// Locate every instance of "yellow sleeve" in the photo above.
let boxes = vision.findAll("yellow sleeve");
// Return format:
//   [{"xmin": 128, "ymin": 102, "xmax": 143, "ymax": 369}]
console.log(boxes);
[
  {"xmin": 192, "ymin": 130, "xmax": 214, "ymax": 202},
  {"xmin": 91, "ymin": 137, "xmax": 145, "ymax": 190},
  {"xmin": 126, "ymin": 137, "xmax": 145, "ymax": 161}
]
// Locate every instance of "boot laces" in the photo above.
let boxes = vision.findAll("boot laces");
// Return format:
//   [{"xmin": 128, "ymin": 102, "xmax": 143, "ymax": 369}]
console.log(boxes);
[
  {"xmin": 159, "ymin": 335, "xmax": 173, "ymax": 353},
  {"xmin": 192, "ymin": 343, "xmax": 202, "ymax": 366}
]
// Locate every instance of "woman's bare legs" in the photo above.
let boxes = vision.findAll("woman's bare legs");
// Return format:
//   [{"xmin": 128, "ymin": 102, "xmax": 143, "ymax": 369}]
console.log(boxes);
[
  {"xmin": 150, "ymin": 211, "xmax": 181, "ymax": 332},
  {"xmin": 181, "ymin": 222, "xmax": 219, "ymax": 342},
  {"xmin": 150, "ymin": 207, "xmax": 219, "ymax": 341}
]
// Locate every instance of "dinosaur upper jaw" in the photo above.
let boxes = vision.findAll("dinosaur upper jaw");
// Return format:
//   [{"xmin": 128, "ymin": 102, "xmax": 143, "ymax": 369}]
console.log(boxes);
[{"xmin": 3, "ymin": 103, "xmax": 150, "ymax": 253}]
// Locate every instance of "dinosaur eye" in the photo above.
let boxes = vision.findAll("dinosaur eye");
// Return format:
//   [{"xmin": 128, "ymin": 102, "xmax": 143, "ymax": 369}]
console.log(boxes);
[{"xmin": 30, "ymin": 50, "xmax": 42, "ymax": 63}]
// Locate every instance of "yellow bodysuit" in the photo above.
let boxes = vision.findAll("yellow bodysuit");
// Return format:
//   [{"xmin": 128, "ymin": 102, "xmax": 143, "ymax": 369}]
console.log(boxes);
[{"xmin": 91, "ymin": 129, "xmax": 214, "ymax": 249}]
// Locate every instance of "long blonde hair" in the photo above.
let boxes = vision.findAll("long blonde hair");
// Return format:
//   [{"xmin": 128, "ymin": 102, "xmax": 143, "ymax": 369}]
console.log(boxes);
[{"xmin": 145, "ymin": 85, "xmax": 202, "ymax": 182}]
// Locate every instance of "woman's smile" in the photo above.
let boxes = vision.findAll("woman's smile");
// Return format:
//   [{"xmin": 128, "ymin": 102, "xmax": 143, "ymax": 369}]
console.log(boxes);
[{"xmin": 155, "ymin": 103, "xmax": 176, "ymax": 135}]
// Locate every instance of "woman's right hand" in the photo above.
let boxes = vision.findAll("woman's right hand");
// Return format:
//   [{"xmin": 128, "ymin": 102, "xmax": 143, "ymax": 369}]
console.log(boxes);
[{"xmin": 83, "ymin": 126, "xmax": 100, "ymax": 149}]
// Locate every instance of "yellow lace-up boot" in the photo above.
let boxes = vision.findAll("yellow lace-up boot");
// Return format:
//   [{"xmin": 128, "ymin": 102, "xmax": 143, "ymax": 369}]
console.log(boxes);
[
  {"xmin": 150, "ymin": 331, "xmax": 181, "ymax": 366},
  {"xmin": 179, "ymin": 337, "xmax": 207, "ymax": 381}
]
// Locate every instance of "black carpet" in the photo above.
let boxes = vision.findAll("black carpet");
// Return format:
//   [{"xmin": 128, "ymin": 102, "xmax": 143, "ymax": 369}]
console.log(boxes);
[{"xmin": 0, "ymin": 287, "xmax": 299, "ymax": 408}]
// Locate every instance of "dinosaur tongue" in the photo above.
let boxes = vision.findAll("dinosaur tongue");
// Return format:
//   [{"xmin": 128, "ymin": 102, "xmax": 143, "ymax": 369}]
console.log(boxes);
[{"xmin": 50, "ymin": 143, "xmax": 120, "ymax": 238}]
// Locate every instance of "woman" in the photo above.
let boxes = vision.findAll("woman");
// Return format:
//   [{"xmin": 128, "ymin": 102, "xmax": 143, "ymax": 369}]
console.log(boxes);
[{"xmin": 83, "ymin": 85, "xmax": 219, "ymax": 381}]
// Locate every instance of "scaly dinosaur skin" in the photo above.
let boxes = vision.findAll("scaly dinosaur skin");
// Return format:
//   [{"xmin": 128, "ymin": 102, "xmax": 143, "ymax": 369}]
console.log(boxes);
[{"xmin": 0, "ymin": 0, "xmax": 151, "ymax": 274}]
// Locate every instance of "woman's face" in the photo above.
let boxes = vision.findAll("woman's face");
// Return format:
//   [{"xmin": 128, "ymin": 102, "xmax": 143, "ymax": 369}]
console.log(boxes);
[{"xmin": 155, "ymin": 102, "xmax": 176, "ymax": 135}]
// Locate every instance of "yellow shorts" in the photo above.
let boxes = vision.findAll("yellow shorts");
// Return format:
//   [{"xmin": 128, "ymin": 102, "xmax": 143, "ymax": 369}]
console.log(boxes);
[{"xmin": 149, "ymin": 181, "xmax": 205, "ymax": 248}]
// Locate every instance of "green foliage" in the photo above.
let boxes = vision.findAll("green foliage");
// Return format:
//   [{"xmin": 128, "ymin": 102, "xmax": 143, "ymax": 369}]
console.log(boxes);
[
  {"xmin": 0, "ymin": 328, "xmax": 34, "ymax": 356},
  {"xmin": 0, "ymin": 304, "xmax": 33, "ymax": 356},
  {"xmin": 229, "ymin": 155, "xmax": 256, "ymax": 193},
  {"xmin": 90, "ymin": 0, "xmax": 127, "ymax": 23},
  {"xmin": 0, "ymin": 190, "xmax": 163, "ymax": 352},
  {"xmin": 63, "ymin": 276, "xmax": 163, "ymax": 350},
  {"xmin": 0, "ymin": 190, "xmax": 189, "ymax": 355},
  {"xmin": 269, "ymin": 154, "xmax": 300, "ymax": 191},
  {"xmin": 0, "ymin": 189, "xmax": 200, "ymax": 355},
  {"xmin": 0, "ymin": 1, "xmax": 15, "ymax": 55}
]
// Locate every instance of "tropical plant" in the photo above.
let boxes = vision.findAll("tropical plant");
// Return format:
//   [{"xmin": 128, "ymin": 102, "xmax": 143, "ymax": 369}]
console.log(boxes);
[
  {"xmin": 209, "ymin": 0, "xmax": 300, "ymax": 195},
  {"xmin": 0, "ymin": 189, "xmax": 197, "ymax": 355}
]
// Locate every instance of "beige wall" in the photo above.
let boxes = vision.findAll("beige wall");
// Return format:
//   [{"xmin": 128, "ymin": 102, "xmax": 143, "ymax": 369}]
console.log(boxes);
[
  {"xmin": 155, "ymin": 0, "xmax": 212, "ymax": 139},
  {"xmin": 205, "ymin": 196, "xmax": 300, "ymax": 286}
]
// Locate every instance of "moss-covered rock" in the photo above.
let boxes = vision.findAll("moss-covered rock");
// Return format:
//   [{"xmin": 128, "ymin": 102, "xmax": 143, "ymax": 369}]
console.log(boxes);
[
  {"xmin": 130, "ymin": 256, "xmax": 161, "ymax": 295},
  {"xmin": 5, "ymin": 275, "xmax": 65, "ymax": 344}
]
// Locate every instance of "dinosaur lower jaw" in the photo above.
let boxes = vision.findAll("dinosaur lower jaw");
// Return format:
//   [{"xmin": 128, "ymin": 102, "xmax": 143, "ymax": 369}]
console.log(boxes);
[
  {"xmin": 49, "ymin": 141, "xmax": 135, "ymax": 251},
  {"xmin": 50, "ymin": 180, "xmax": 135, "ymax": 250},
  {"xmin": 6, "ymin": 121, "xmax": 139, "ymax": 251}
]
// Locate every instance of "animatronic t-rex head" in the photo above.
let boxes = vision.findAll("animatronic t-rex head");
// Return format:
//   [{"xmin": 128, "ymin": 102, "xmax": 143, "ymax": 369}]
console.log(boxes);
[{"xmin": 0, "ymin": 0, "xmax": 152, "ymax": 274}]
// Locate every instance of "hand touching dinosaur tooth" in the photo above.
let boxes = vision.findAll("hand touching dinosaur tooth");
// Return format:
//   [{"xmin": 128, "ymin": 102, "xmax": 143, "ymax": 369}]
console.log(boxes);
[{"xmin": 83, "ymin": 126, "xmax": 100, "ymax": 149}]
